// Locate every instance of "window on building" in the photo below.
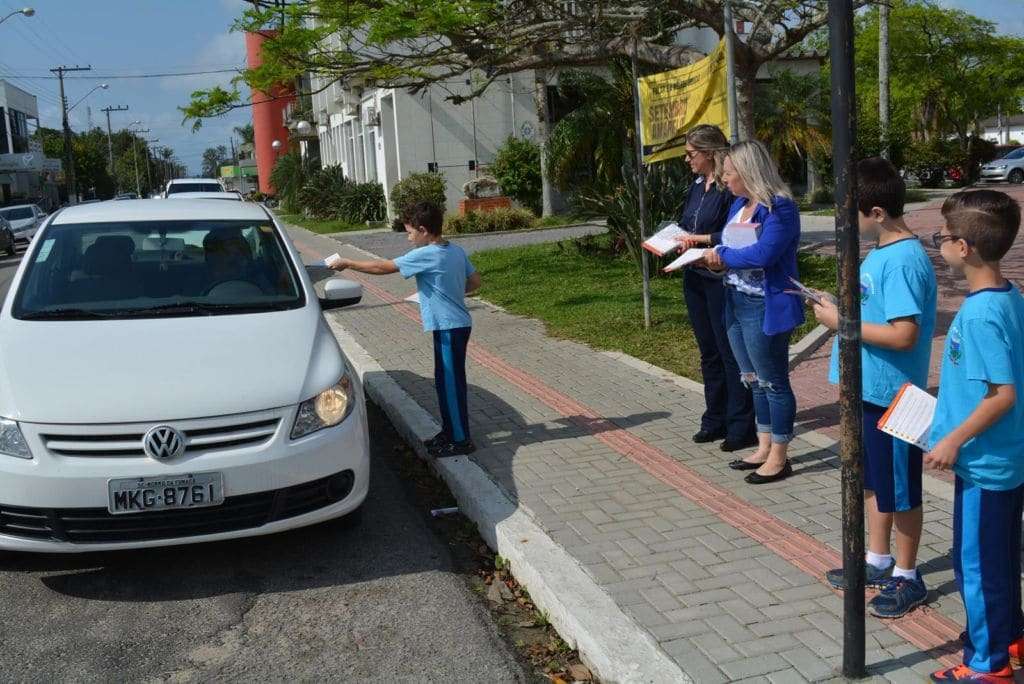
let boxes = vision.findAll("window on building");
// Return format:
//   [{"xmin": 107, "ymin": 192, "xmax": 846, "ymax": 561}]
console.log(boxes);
[
  {"xmin": 0, "ymin": 107, "xmax": 8, "ymax": 154},
  {"xmin": 8, "ymin": 108, "xmax": 29, "ymax": 153}
]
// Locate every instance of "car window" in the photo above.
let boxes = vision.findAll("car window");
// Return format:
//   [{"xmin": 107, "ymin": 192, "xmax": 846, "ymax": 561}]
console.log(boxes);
[
  {"xmin": 166, "ymin": 183, "xmax": 223, "ymax": 194},
  {"xmin": 1005, "ymin": 148, "xmax": 1024, "ymax": 160},
  {"xmin": 13, "ymin": 219, "xmax": 305, "ymax": 320},
  {"xmin": 1, "ymin": 207, "xmax": 33, "ymax": 221}
]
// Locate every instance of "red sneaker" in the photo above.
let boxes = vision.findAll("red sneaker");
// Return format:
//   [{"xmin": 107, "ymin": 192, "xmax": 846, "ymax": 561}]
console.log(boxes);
[
  {"xmin": 1009, "ymin": 637, "xmax": 1024, "ymax": 668},
  {"xmin": 930, "ymin": 665, "xmax": 1013, "ymax": 682}
]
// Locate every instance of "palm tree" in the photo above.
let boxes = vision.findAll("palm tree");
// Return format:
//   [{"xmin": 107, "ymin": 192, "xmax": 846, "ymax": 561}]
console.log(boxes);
[
  {"xmin": 754, "ymin": 70, "xmax": 830, "ymax": 189},
  {"xmin": 233, "ymin": 123, "xmax": 255, "ymax": 145}
]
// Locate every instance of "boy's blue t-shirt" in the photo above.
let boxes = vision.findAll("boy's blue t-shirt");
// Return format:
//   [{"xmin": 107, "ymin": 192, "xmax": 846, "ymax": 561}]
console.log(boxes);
[
  {"xmin": 829, "ymin": 237, "xmax": 937, "ymax": 406},
  {"xmin": 930, "ymin": 284, "xmax": 1024, "ymax": 491},
  {"xmin": 393, "ymin": 242, "xmax": 475, "ymax": 332}
]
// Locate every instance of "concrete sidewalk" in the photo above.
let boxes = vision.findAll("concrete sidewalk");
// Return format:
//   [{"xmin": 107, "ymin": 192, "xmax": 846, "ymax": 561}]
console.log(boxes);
[{"xmin": 288, "ymin": 223, "xmax": 995, "ymax": 683}]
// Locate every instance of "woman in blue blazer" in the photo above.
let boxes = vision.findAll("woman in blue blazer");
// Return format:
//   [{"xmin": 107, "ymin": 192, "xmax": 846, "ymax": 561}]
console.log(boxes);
[{"xmin": 703, "ymin": 140, "xmax": 803, "ymax": 484}]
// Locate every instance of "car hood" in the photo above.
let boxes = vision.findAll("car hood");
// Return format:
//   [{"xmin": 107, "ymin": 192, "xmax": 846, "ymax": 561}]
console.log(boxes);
[
  {"xmin": 8, "ymin": 218, "xmax": 34, "ymax": 231},
  {"xmin": 0, "ymin": 307, "xmax": 346, "ymax": 424}
]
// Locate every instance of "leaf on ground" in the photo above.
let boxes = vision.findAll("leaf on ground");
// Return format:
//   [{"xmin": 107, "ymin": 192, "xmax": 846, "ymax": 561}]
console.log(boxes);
[
  {"xmin": 486, "ymin": 581, "xmax": 507, "ymax": 605},
  {"xmin": 568, "ymin": 663, "xmax": 592, "ymax": 681}
]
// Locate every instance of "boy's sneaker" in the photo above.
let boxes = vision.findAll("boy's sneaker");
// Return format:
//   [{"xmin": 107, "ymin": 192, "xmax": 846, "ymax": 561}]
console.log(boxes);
[
  {"xmin": 1008, "ymin": 636, "xmax": 1024, "ymax": 667},
  {"xmin": 825, "ymin": 562, "xmax": 892, "ymax": 590},
  {"xmin": 428, "ymin": 440, "xmax": 476, "ymax": 458},
  {"xmin": 868, "ymin": 575, "xmax": 928, "ymax": 618},
  {"xmin": 930, "ymin": 665, "xmax": 1013, "ymax": 682},
  {"xmin": 423, "ymin": 432, "xmax": 447, "ymax": 449}
]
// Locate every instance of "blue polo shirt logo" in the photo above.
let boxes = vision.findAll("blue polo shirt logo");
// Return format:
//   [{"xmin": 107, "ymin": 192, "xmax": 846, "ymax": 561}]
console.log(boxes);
[
  {"xmin": 860, "ymin": 273, "xmax": 874, "ymax": 303},
  {"xmin": 948, "ymin": 326, "xmax": 963, "ymax": 366}
]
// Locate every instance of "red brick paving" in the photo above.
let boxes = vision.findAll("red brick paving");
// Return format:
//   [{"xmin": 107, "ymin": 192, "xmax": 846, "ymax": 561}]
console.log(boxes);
[{"xmin": 792, "ymin": 185, "xmax": 1024, "ymax": 442}]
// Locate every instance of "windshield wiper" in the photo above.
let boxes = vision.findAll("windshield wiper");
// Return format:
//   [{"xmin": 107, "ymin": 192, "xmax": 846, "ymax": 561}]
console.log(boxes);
[
  {"xmin": 21, "ymin": 308, "xmax": 116, "ymax": 320},
  {"xmin": 119, "ymin": 301, "xmax": 294, "ymax": 317}
]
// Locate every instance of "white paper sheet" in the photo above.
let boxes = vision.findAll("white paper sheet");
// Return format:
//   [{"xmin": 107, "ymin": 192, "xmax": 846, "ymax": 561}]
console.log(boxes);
[
  {"xmin": 643, "ymin": 223, "xmax": 693, "ymax": 257},
  {"xmin": 404, "ymin": 292, "xmax": 420, "ymax": 303},
  {"xmin": 316, "ymin": 253, "xmax": 342, "ymax": 268},
  {"xmin": 722, "ymin": 222, "xmax": 759, "ymax": 249},
  {"xmin": 878, "ymin": 383, "xmax": 936, "ymax": 450},
  {"xmin": 663, "ymin": 248, "xmax": 707, "ymax": 272}
]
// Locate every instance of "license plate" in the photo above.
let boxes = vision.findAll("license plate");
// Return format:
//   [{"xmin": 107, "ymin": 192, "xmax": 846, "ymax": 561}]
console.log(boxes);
[{"xmin": 107, "ymin": 473, "xmax": 224, "ymax": 515}]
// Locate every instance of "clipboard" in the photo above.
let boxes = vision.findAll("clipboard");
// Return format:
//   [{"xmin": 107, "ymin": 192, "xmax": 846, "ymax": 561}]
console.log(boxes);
[{"xmin": 877, "ymin": 383, "xmax": 936, "ymax": 450}]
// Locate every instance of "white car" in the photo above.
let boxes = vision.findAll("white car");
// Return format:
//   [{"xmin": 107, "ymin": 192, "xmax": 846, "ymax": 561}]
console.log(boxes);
[
  {"xmin": 164, "ymin": 178, "xmax": 226, "ymax": 198},
  {"xmin": 0, "ymin": 204, "xmax": 47, "ymax": 244},
  {"xmin": 167, "ymin": 191, "xmax": 244, "ymax": 201},
  {"xmin": 0, "ymin": 199, "xmax": 369, "ymax": 552}
]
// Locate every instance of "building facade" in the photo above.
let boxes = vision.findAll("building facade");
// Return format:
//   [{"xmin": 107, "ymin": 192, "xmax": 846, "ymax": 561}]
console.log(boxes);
[{"xmin": 0, "ymin": 80, "xmax": 61, "ymax": 207}]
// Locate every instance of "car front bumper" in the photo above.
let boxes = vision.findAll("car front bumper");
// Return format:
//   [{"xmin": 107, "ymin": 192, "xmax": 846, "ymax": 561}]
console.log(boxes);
[
  {"xmin": 980, "ymin": 168, "xmax": 1011, "ymax": 181},
  {"xmin": 0, "ymin": 401, "xmax": 370, "ymax": 552}
]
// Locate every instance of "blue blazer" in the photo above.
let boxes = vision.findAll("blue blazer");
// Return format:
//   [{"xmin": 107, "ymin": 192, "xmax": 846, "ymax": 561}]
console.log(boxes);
[{"xmin": 717, "ymin": 195, "xmax": 805, "ymax": 335}]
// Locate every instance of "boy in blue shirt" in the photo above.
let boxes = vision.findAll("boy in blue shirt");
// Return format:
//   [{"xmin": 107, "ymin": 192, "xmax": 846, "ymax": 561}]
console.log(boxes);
[
  {"xmin": 926, "ymin": 190, "xmax": 1024, "ymax": 683},
  {"xmin": 812, "ymin": 158, "xmax": 937, "ymax": 618},
  {"xmin": 331, "ymin": 201, "xmax": 482, "ymax": 457}
]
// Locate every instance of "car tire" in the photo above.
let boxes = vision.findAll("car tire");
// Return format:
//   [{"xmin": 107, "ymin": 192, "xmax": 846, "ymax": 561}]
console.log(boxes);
[
  {"xmin": 5, "ymin": 235, "xmax": 14, "ymax": 257},
  {"xmin": 1010, "ymin": 169, "xmax": 1024, "ymax": 185}
]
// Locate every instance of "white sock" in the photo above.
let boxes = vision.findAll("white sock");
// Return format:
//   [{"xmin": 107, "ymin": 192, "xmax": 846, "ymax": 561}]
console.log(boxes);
[
  {"xmin": 892, "ymin": 566, "xmax": 918, "ymax": 581},
  {"xmin": 866, "ymin": 551, "xmax": 894, "ymax": 570}
]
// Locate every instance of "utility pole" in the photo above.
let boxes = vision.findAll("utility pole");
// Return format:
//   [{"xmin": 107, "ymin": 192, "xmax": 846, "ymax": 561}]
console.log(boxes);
[
  {"xmin": 130, "ymin": 126, "xmax": 149, "ymax": 197},
  {"xmin": 879, "ymin": 2, "xmax": 891, "ymax": 159},
  {"xmin": 144, "ymin": 138, "xmax": 159, "ymax": 197},
  {"xmin": 101, "ymin": 105, "xmax": 129, "ymax": 185},
  {"xmin": 723, "ymin": 0, "xmax": 740, "ymax": 143},
  {"xmin": 828, "ymin": 0, "xmax": 866, "ymax": 678},
  {"xmin": 51, "ymin": 64, "xmax": 92, "ymax": 204}
]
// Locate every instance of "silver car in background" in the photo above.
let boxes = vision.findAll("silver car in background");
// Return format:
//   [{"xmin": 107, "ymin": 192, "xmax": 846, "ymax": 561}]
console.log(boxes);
[
  {"xmin": 980, "ymin": 147, "xmax": 1024, "ymax": 184},
  {"xmin": 0, "ymin": 204, "xmax": 47, "ymax": 245}
]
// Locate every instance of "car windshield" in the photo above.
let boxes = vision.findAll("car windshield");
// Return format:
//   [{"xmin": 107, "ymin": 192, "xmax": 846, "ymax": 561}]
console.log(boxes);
[
  {"xmin": 1, "ymin": 207, "xmax": 33, "ymax": 220},
  {"xmin": 1004, "ymin": 148, "xmax": 1024, "ymax": 160},
  {"xmin": 167, "ymin": 183, "xmax": 222, "ymax": 194},
  {"xmin": 13, "ymin": 219, "xmax": 304, "ymax": 320}
]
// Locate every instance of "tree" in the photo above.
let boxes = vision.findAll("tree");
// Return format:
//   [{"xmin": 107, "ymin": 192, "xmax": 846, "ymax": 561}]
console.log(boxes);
[
  {"xmin": 233, "ymin": 123, "xmax": 254, "ymax": 145},
  {"xmin": 181, "ymin": 0, "xmax": 872, "ymax": 215},
  {"xmin": 201, "ymin": 145, "xmax": 229, "ymax": 178},
  {"xmin": 754, "ymin": 69, "xmax": 830, "ymax": 191}
]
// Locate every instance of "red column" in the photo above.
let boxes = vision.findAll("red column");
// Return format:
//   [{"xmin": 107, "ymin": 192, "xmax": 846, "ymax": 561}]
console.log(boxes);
[{"xmin": 245, "ymin": 31, "xmax": 295, "ymax": 195}]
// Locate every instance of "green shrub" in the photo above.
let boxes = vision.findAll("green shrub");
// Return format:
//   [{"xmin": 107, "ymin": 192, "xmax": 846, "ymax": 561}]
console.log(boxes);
[
  {"xmin": 269, "ymin": 150, "xmax": 309, "ymax": 213},
  {"xmin": 390, "ymin": 172, "xmax": 447, "ymax": 219},
  {"xmin": 338, "ymin": 182, "xmax": 386, "ymax": 223},
  {"xmin": 299, "ymin": 166, "xmax": 353, "ymax": 219},
  {"xmin": 444, "ymin": 207, "xmax": 536, "ymax": 234},
  {"xmin": 490, "ymin": 137, "xmax": 542, "ymax": 214}
]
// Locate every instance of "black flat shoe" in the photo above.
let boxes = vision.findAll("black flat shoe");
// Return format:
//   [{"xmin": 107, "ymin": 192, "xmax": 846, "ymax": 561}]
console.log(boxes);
[
  {"xmin": 721, "ymin": 434, "xmax": 759, "ymax": 452},
  {"xmin": 744, "ymin": 460, "xmax": 793, "ymax": 484},
  {"xmin": 728, "ymin": 459, "xmax": 765, "ymax": 471},
  {"xmin": 693, "ymin": 429, "xmax": 726, "ymax": 444},
  {"xmin": 423, "ymin": 431, "xmax": 447, "ymax": 449}
]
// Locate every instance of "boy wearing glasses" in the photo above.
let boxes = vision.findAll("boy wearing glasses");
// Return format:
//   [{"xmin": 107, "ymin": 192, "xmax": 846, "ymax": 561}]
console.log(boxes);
[
  {"xmin": 927, "ymin": 190, "xmax": 1024, "ymax": 683},
  {"xmin": 812, "ymin": 158, "xmax": 936, "ymax": 618}
]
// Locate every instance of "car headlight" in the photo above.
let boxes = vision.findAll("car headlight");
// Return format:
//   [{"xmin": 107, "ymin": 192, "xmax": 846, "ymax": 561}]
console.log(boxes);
[
  {"xmin": 0, "ymin": 419, "xmax": 32, "ymax": 459},
  {"xmin": 994, "ymin": 164, "xmax": 1007, "ymax": 170},
  {"xmin": 291, "ymin": 374, "xmax": 355, "ymax": 439}
]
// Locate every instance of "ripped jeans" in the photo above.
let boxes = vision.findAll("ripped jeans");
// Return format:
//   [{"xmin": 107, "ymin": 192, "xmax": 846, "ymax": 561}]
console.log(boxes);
[{"xmin": 724, "ymin": 288, "xmax": 796, "ymax": 444}]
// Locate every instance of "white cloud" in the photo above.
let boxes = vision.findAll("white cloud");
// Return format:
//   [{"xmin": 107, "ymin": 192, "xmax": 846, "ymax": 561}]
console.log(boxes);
[{"xmin": 161, "ymin": 31, "xmax": 246, "ymax": 95}]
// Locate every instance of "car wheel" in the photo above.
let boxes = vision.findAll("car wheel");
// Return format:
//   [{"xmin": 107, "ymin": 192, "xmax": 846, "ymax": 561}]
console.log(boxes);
[
  {"xmin": 5, "ymin": 234, "xmax": 14, "ymax": 257},
  {"xmin": 1010, "ymin": 169, "xmax": 1024, "ymax": 185}
]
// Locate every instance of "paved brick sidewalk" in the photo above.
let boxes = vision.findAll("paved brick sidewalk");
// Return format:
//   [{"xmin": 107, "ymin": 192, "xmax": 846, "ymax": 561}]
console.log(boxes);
[
  {"xmin": 286, "ymin": 224, "xmax": 1004, "ymax": 682},
  {"xmin": 791, "ymin": 184, "xmax": 1024, "ymax": 443}
]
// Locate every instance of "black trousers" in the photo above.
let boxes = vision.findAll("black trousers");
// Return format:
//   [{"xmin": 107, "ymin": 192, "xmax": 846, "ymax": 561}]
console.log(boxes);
[{"xmin": 683, "ymin": 269, "xmax": 755, "ymax": 440}]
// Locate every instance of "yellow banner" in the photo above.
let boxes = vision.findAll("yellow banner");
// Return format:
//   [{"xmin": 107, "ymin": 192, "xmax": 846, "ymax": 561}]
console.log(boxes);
[{"xmin": 638, "ymin": 40, "xmax": 730, "ymax": 164}]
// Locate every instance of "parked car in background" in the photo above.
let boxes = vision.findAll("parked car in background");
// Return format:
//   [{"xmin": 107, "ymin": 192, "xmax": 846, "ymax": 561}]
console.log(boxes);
[
  {"xmin": 980, "ymin": 147, "xmax": 1024, "ymax": 184},
  {"xmin": 0, "ymin": 204, "xmax": 47, "ymax": 245},
  {"xmin": 0, "ymin": 199, "xmax": 369, "ymax": 552},
  {"xmin": 163, "ymin": 178, "xmax": 225, "ymax": 198},
  {"xmin": 166, "ymin": 191, "xmax": 244, "ymax": 201},
  {"xmin": 114, "ymin": 192, "xmax": 139, "ymax": 200},
  {"xmin": 0, "ymin": 216, "xmax": 16, "ymax": 256}
]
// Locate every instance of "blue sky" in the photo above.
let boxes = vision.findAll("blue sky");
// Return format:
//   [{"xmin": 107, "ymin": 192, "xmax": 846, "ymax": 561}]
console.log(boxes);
[
  {"xmin": 937, "ymin": 0, "xmax": 1024, "ymax": 35},
  {"xmin": 0, "ymin": 0, "xmax": 250, "ymax": 175}
]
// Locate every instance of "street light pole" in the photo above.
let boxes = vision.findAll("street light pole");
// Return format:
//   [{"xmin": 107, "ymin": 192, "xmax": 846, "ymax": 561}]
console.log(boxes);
[
  {"xmin": 144, "ymin": 138, "xmax": 159, "ymax": 196},
  {"xmin": 0, "ymin": 7, "xmax": 34, "ymax": 25},
  {"xmin": 129, "ymin": 122, "xmax": 149, "ymax": 198},
  {"xmin": 828, "ymin": 0, "xmax": 866, "ymax": 678},
  {"xmin": 51, "ymin": 64, "xmax": 92, "ymax": 204},
  {"xmin": 101, "ymin": 104, "xmax": 128, "ymax": 185}
]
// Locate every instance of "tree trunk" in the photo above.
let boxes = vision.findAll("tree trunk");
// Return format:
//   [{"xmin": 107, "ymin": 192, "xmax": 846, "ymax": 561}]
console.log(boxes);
[
  {"xmin": 534, "ymin": 68, "xmax": 555, "ymax": 217},
  {"xmin": 733, "ymin": 51, "xmax": 759, "ymax": 141}
]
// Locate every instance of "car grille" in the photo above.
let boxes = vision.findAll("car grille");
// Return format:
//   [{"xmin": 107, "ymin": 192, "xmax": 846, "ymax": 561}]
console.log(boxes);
[
  {"xmin": 39, "ymin": 418, "xmax": 281, "ymax": 458},
  {"xmin": 0, "ymin": 471, "xmax": 355, "ymax": 544}
]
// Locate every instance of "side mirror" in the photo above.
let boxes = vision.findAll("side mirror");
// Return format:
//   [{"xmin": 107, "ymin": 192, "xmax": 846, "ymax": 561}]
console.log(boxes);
[{"xmin": 320, "ymin": 278, "xmax": 362, "ymax": 310}]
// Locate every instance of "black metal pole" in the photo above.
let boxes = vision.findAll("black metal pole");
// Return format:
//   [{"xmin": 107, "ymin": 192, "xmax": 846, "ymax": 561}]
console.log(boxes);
[{"xmin": 829, "ymin": 0, "xmax": 865, "ymax": 678}]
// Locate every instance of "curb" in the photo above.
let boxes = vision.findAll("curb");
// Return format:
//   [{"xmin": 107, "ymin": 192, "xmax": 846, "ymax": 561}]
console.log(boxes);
[
  {"xmin": 322, "ymin": 313, "xmax": 691, "ymax": 684},
  {"xmin": 787, "ymin": 324, "xmax": 832, "ymax": 370}
]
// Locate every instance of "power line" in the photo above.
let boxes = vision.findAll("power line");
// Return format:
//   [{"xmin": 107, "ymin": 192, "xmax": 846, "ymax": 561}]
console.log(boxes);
[
  {"xmin": 8, "ymin": 1, "xmax": 87, "ymax": 65},
  {"xmin": 5, "ymin": 68, "xmax": 242, "ymax": 80}
]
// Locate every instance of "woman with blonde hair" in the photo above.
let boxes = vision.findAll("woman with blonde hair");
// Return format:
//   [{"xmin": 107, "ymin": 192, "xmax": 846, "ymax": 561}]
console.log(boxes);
[
  {"xmin": 674, "ymin": 125, "xmax": 756, "ymax": 451},
  {"xmin": 703, "ymin": 140, "xmax": 803, "ymax": 484}
]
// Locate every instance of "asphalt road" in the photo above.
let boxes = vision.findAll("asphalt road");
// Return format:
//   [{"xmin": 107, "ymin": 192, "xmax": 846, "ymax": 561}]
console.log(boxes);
[
  {"xmin": 0, "ymin": 404, "xmax": 527, "ymax": 682},
  {"xmin": 0, "ymin": 245, "xmax": 22, "ymax": 300}
]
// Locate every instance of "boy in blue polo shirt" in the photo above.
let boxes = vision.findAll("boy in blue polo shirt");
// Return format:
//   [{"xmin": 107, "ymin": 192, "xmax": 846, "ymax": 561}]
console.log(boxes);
[
  {"xmin": 330, "ymin": 201, "xmax": 481, "ymax": 458},
  {"xmin": 812, "ymin": 158, "xmax": 937, "ymax": 618},
  {"xmin": 926, "ymin": 190, "xmax": 1024, "ymax": 683}
]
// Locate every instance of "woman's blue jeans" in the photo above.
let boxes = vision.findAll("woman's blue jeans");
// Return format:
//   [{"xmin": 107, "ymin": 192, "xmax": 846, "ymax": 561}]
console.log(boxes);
[{"xmin": 723, "ymin": 288, "xmax": 796, "ymax": 444}]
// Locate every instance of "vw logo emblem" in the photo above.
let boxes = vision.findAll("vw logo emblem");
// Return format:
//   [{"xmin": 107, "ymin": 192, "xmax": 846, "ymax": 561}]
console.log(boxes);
[{"xmin": 142, "ymin": 426, "xmax": 185, "ymax": 460}]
